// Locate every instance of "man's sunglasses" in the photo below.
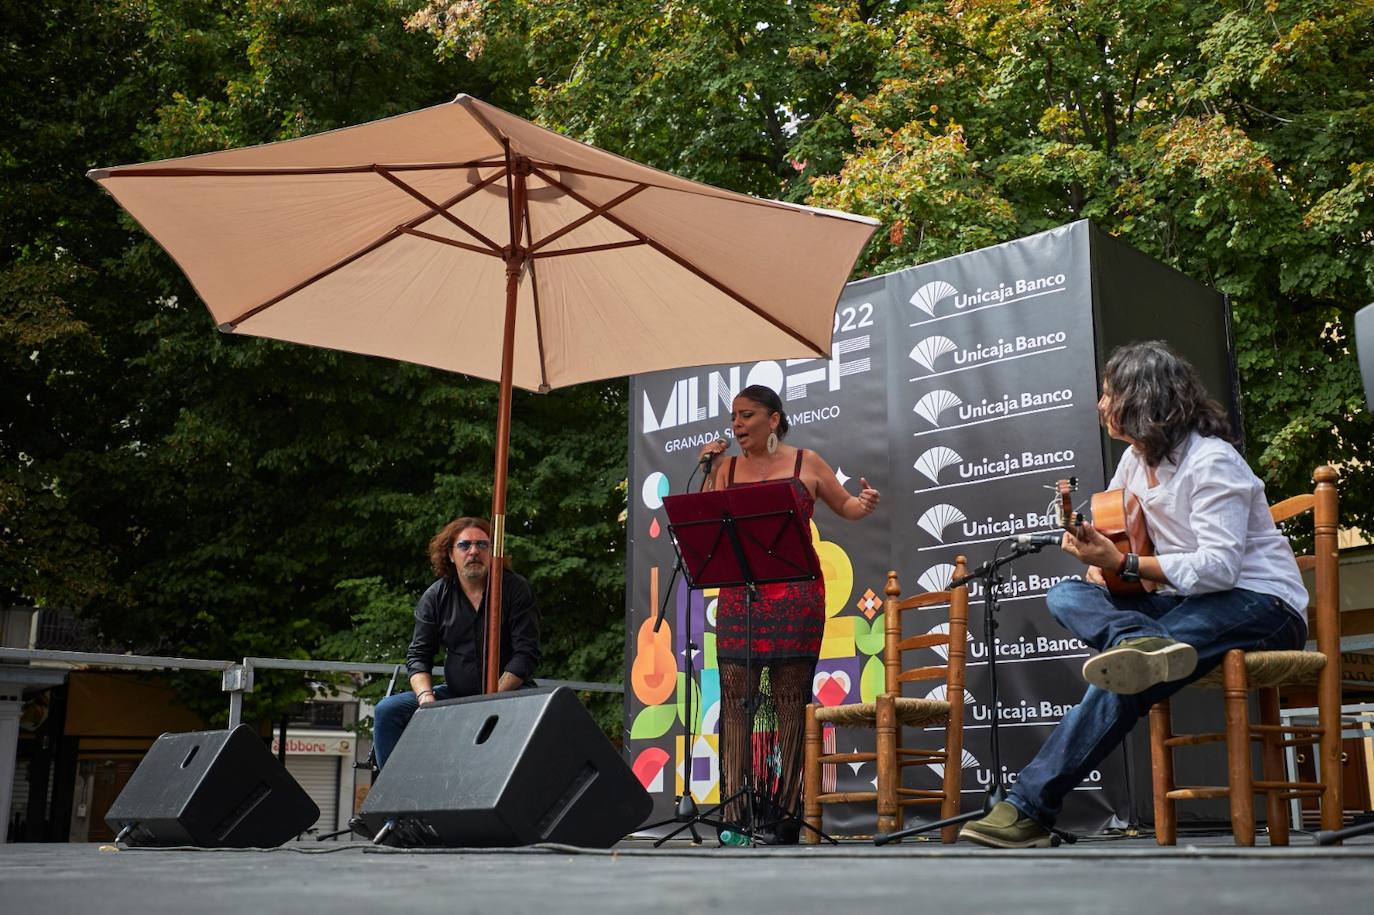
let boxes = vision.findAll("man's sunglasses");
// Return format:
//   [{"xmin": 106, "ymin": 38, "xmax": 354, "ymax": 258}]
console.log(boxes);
[{"xmin": 455, "ymin": 539, "xmax": 492, "ymax": 553}]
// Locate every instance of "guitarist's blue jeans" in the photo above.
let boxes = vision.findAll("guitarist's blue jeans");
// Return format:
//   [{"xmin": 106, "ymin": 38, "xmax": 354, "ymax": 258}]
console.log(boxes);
[{"xmin": 1007, "ymin": 581, "xmax": 1305, "ymax": 828}]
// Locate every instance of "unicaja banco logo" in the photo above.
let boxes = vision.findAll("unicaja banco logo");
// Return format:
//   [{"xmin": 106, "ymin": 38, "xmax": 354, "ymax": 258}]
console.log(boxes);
[
  {"xmin": 914, "ymin": 389, "xmax": 962, "ymax": 427},
  {"xmin": 926, "ymin": 747, "xmax": 979, "ymax": 780},
  {"xmin": 925, "ymin": 682, "xmax": 973, "ymax": 704},
  {"xmin": 910, "ymin": 281, "xmax": 958, "ymax": 317},
  {"xmin": 914, "ymin": 446, "xmax": 962, "ymax": 485},
  {"xmin": 918, "ymin": 563, "xmax": 957, "ymax": 593},
  {"xmin": 909, "ymin": 335, "xmax": 958, "ymax": 372},
  {"xmin": 922, "ymin": 625, "xmax": 975, "ymax": 662},
  {"xmin": 917, "ymin": 503, "xmax": 967, "ymax": 542}
]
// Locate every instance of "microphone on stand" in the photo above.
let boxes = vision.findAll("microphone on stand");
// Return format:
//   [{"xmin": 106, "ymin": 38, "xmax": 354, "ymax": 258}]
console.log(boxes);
[
  {"xmin": 953, "ymin": 532, "xmax": 1064, "ymax": 586},
  {"xmin": 1012, "ymin": 532, "xmax": 1064, "ymax": 550}
]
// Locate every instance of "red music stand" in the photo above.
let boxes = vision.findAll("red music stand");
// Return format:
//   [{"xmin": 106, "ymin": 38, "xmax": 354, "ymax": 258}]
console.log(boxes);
[
  {"xmin": 663, "ymin": 480, "xmax": 821, "ymax": 591},
  {"xmin": 655, "ymin": 480, "xmax": 827, "ymax": 846}
]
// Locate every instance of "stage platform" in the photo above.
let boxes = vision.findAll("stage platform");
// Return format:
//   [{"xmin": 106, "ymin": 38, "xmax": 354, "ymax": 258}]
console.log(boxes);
[{"xmin": 3, "ymin": 832, "xmax": 1371, "ymax": 913}]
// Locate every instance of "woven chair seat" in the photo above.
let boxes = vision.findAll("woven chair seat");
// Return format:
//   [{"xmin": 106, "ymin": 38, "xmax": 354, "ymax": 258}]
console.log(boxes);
[
  {"xmin": 814, "ymin": 697, "xmax": 951, "ymax": 728},
  {"xmin": 1192, "ymin": 650, "xmax": 1326, "ymax": 690}
]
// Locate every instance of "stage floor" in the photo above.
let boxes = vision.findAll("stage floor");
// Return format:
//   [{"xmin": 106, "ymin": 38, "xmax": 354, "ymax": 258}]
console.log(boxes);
[{"xmin": 3, "ymin": 832, "xmax": 1371, "ymax": 913}]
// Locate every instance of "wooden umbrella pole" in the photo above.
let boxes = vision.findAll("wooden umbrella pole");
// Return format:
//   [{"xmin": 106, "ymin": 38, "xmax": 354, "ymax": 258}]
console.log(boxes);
[{"xmin": 486, "ymin": 158, "xmax": 528, "ymax": 694}]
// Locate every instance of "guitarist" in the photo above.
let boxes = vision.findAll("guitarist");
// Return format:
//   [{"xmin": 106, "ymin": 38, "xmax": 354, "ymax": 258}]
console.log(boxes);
[{"xmin": 961, "ymin": 340, "xmax": 1309, "ymax": 848}]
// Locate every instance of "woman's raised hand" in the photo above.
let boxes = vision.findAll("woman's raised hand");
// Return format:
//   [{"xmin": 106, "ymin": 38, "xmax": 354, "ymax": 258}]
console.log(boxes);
[
  {"xmin": 857, "ymin": 477, "xmax": 880, "ymax": 514},
  {"xmin": 698, "ymin": 438, "xmax": 729, "ymax": 465}
]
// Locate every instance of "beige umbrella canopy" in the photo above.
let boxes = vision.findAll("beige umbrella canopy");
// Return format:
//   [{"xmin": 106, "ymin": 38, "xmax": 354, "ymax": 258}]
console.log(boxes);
[{"xmin": 90, "ymin": 93, "xmax": 877, "ymax": 692}]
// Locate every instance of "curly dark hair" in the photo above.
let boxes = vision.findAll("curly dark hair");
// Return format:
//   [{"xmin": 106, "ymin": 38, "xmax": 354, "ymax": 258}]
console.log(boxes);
[
  {"xmin": 1101, "ymin": 341, "xmax": 1235, "ymax": 467},
  {"xmin": 428, "ymin": 516, "xmax": 492, "ymax": 579},
  {"xmin": 736, "ymin": 384, "xmax": 790, "ymax": 437}
]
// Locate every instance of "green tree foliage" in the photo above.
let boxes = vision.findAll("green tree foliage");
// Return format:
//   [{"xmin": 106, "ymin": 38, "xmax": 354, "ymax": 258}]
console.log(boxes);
[
  {"xmin": 409, "ymin": 0, "xmax": 1371, "ymax": 519},
  {"xmin": 801, "ymin": 0, "xmax": 1374, "ymax": 518},
  {"xmin": 406, "ymin": 0, "xmax": 898, "ymax": 198},
  {"xmin": 2, "ymin": 0, "xmax": 623, "ymax": 728},
  {"xmin": 5, "ymin": 1, "xmax": 1372, "ymax": 730}
]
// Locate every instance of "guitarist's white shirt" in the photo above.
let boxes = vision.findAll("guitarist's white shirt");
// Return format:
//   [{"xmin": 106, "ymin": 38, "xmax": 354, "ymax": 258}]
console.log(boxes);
[{"xmin": 1108, "ymin": 431, "xmax": 1309, "ymax": 622}]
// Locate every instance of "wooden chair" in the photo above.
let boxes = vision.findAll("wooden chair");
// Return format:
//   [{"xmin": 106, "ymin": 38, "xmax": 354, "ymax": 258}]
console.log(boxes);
[
  {"xmin": 802, "ymin": 557, "xmax": 970, "ymax": 843},
  {"xmin": 1148, "ymin": 465, "xmax": 1343, "ymax": 846}
]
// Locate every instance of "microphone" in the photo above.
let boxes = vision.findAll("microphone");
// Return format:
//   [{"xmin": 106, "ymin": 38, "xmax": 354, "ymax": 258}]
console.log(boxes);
[
  {"xmin": 1013, "ymin": 532, "xmax": 1064, "ymax": 548},
  {"xmin": 700, "ymin": 442, "xmax": 728, "ymax": 466}
]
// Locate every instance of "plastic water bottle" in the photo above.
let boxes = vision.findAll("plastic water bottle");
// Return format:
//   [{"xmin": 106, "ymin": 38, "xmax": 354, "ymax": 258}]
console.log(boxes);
[{"xmin": 719, "ymin": 829, "xmax": 750, "ymax": 847}]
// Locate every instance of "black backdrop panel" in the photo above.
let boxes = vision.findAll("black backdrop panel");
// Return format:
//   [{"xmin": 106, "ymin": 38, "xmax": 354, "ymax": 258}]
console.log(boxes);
[{"xmin": 885, "ymin": 222, "xmax": 1120, "ymax": 828}]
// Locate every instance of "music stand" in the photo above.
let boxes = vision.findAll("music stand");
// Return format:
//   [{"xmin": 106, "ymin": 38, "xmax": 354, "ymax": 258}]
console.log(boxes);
[{"xmin": 652, "ymin": 481, "xmax": 827, "ymax": 846}]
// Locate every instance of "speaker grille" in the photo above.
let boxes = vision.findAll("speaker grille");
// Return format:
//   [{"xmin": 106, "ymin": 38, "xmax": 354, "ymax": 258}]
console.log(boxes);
[
  {"xmin": 212, "ymin": 781, "xmax": 272, "ymax": 842},
  {"xmin": 537, "ymin": 762, "xmax": 597, "ymax": 840}
]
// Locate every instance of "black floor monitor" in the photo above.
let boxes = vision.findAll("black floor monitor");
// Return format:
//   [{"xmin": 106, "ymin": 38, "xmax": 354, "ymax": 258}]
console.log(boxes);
[
  {"xmin": 105, "ymin": 725, "xmax": 320, "ymax": 847},
  {"xmin": 360, "ymin": 686, "xmax": 652, "ymax": 847}
]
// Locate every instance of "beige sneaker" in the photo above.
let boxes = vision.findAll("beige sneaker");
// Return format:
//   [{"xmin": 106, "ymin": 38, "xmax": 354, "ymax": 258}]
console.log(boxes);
[
  {"xmin": 959, "ymin": 802, "xmax": 1052, "ymax": 848},
  {"xmin": 1082, "ymin": 637, "xmax": 1198, "ymax": 694}
]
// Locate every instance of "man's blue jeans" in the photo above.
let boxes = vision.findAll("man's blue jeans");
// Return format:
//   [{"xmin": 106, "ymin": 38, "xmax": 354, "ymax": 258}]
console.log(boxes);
[
  {"xmin": 372, "ymin": 685, "xmax": 451, "ymax": 769},
  {"xmin": 1007, "ymin": 581, "xmax": 1306, "ymax": 827}
]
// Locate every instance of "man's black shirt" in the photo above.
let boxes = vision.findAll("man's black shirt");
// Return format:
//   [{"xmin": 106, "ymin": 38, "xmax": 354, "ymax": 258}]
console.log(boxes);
[{"xmin": 404, "ymin": 569, "xmax": 541, "ymax": 697}]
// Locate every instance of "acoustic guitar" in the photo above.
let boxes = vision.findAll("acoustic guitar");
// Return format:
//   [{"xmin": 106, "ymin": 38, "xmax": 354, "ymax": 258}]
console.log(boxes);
[{"xmin": 1053, "ymin": 477, "xmax": 1155, "ymax": 596}]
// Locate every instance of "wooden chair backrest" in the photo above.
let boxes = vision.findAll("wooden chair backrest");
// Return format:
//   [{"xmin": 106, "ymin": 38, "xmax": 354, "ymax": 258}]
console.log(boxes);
[
  {"xmin": 1268, "ymin": 466, "xmax": 1339, "ymax": 638},
  {"xmin": 882, "ymin": 556, "xmax": 970, "ymax": 700}
]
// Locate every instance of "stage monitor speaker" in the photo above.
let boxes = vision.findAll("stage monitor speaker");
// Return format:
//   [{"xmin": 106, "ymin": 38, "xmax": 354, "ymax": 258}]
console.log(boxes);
[
  {"xmin": 1357, "ymin": 302, "xmax": 1374, "ymax": 414},
  {"xmin": 359, "ymin": 686, "xmax": 652, "ymax": 848},
  {"xmin": 104, "ymin": 725, "xmax": 320, "ymax": 847}
]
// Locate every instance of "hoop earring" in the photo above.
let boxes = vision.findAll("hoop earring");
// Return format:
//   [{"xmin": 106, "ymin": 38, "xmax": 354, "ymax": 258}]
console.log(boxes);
[{"xmin": 766, "ymin": 432, "xmax": 779, "ymax": 455}]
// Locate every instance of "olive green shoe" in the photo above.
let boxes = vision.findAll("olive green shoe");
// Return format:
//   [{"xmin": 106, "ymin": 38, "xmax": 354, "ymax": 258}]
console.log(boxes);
[
  {"xmin": 959, "ymin": 802, "xmax": 1052, "ymax": 848},
  {"xmin": 1082, "ymin": 636, "xmax": 1198, "ymax": 695}
]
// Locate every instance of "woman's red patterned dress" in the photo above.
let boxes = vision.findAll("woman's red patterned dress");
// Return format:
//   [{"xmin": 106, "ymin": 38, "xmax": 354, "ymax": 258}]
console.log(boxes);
[{"xmin": 715, "ymin": 449, "xmax": 826, "ymax": 663}]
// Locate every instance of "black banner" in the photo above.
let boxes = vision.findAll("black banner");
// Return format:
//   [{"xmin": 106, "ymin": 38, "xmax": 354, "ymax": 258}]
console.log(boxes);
[{"xmin": 882, "ymin": 222, "xmax": 1120, "ymax": 829}]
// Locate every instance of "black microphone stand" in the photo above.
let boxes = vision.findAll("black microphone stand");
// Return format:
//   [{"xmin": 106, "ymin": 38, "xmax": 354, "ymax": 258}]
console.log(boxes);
[
  {"xmin": 874, "ymin": 538, "xmax": 1077, "ymax": 846},
  {"xmin": 640, "ymin": 450, "xmax": 725, "ymax": 845},
  {"xmin": 1317, "ymin": 819, "xmax": 1374, "ymax": 845}
]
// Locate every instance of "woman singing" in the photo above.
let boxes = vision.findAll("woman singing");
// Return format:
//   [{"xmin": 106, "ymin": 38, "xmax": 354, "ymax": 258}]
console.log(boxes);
[{"xmin": 697, "ymin": 384, "xmax": 881, "ymax": 843}]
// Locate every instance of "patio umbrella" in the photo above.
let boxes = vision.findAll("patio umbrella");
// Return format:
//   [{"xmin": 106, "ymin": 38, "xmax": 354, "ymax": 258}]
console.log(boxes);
[{"xmin": 89, "ymin": 94, "xmax": 878, "ymax": 693}]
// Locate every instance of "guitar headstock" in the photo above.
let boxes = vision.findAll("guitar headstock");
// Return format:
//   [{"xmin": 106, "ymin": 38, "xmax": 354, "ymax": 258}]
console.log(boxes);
[{"xmin": 1053, "ymin": 477, "xmax": 1084, "ymax": 537}]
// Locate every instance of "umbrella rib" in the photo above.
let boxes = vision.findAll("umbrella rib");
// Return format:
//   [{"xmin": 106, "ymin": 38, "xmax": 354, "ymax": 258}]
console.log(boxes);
[
  {"xmin": 221, "ymin": 178, "xmax": 506, "ymax": 328},
  {"xmin": 522, "ymin": 160, "xmax": 867, "ymax": 221},
  {"xmin": 531, "ymin": 166, "xmax": 827, "ymax": 357},
  {"xmin": 522, "ymin": 194, "xmax": 550, "ymax": 391},
  {"xmin": 457, "ymin": 97, "xmax": 510, "ymax": 148},
  {"xmin": 503, "ymin": 140, "xmax": 520, "ymax": 257},
  {"xmin": 375, "ymin": 167, "xmax": 505, "ymax": 254},
  {"xmin": 90, "ymin": 160, "xmax": 507, "ymax": 179},
  {"xmin": 402, "ymin": 228, "xmax": 504, "ymax": 257},
  {"xmin": 527, "ymin": 183, "xmax": 649, "ymax": 254},
  {"xmin": 532, "ymin": 240, "xmax": 647, "ymax": 259}
]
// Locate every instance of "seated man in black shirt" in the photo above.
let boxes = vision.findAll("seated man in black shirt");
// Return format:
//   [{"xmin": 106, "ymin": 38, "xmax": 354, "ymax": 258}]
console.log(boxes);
[{"xmin": 371, "ymin": 515, "xmax": 541, "ymax": 768}]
